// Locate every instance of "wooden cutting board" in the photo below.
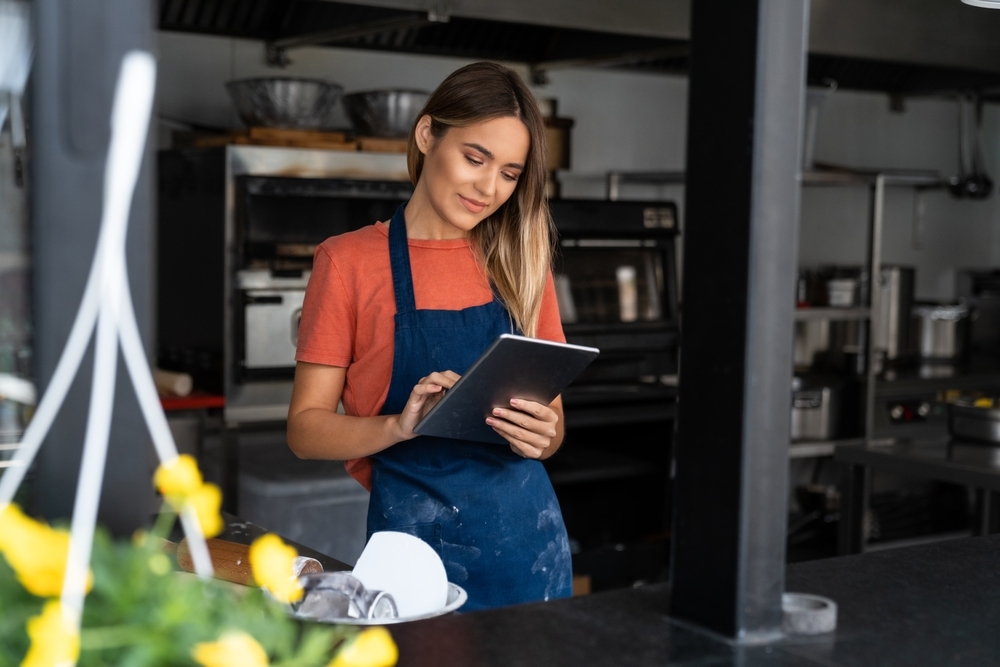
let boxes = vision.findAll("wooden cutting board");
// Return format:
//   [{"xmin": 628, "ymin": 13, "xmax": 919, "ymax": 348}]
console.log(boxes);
[
  {"xmin": 176, "ymin": 127, "xmax": 410, "ymax": 154},
  {"xmin": 182, "ymin": 126, "xmax": 357, "ymax": 151}
]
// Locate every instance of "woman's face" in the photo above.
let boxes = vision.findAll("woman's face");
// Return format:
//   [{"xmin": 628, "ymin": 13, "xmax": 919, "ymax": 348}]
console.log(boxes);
[{"xmin": 414, "ymin": 115, "xmax": 530, "ymax": 237}]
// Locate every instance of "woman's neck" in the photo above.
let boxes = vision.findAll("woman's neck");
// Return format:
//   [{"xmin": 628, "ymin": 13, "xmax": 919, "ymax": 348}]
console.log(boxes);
[{"xmin": 402, "ymin": 182, "xmax": 470, "ymax": 240}]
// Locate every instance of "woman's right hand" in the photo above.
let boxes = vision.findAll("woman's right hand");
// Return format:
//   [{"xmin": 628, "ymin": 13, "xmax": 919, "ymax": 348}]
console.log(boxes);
[{"xmin": 394, "ymin": 371, "xmax": 461, "ymax": 439}]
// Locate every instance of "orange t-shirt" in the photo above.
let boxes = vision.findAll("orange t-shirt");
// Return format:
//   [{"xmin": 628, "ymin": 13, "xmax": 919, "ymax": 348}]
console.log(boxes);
[{"xmin": 295, "ymin": 221, "xmax": 566, "ymax": 489}]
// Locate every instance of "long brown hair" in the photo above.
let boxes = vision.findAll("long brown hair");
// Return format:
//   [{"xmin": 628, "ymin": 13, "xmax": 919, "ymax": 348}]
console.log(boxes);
[{"xmin": 407, "ymin": 62, "xmax": 553, "ymax": 337}]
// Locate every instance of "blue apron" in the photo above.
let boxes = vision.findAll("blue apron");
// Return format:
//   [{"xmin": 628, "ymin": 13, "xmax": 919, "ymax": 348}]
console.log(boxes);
[{"xmin": 367, "ymin": 204, "xmax": 572, "ymax": 611}]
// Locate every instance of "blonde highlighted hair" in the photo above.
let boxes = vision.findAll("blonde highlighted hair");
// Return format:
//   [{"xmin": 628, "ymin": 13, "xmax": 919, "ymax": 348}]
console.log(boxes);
[{"xmin": 406, "ymin": 62, "xmax": 554, "ymax": 337}]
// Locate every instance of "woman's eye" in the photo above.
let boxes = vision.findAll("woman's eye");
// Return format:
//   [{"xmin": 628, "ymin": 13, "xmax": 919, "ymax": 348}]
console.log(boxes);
[
  {"xmin": 503, "ymin": 172, "xmax": 519, "ymax": 182},
  {"xmin": 465, "ymin": 156, "xmax": 483, "ymax": 166}
]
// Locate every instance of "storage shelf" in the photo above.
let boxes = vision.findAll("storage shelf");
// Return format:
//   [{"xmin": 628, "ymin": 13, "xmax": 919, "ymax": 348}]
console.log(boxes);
[
  {"xmin": 794, "ymin": 307, "xmax": 870, "ymax": 321},
  {"xmin": 789, "ymin": 438, "xmax": 866, "ymax": 459},
  {"xmin": 801, "ymin": 169, "xmax": 945, "ymax": 188}
]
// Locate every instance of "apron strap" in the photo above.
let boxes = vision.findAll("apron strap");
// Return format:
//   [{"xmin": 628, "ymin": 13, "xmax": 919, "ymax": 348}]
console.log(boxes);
[{"xmin": 387, "ymin": 203, "xmax": 417, "ymax": 314}]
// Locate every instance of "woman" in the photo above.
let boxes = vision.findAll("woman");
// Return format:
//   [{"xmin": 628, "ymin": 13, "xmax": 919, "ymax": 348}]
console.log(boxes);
[{"xmin": 287, "ymin": 62, "xmax": 571, "ymax": 611}]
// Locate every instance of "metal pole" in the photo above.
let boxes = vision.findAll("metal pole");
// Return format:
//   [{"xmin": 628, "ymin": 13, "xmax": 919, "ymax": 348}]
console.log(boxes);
[
  {"xmin": 671, "ymin": 0, "xmax": 810, "ymax": 640},
  {"xmin": 865, "ymin": 175, "xmax": 886, "ymax": 440}
]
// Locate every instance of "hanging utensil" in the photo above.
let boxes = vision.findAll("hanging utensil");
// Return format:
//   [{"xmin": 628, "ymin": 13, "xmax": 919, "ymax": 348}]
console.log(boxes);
[{"xmin": 948, "ymin": 93, "xmax": 994, "ymax": 200}]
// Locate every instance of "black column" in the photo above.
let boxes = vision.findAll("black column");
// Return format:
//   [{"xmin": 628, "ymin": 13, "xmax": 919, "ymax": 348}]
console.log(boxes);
[
  {"xmin": 32, "ymin": 0, "xmax": 156, "ymax": 536},
  {"xmin": 670, "ymin": 0, "xmax": 809, "ymax": 640}
]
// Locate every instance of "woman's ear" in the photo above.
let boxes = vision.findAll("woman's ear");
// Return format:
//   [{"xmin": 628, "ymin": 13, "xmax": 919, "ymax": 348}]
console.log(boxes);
[{"xmin": 414, "ymin": 115, "xmax": 434, "ymax": 155}]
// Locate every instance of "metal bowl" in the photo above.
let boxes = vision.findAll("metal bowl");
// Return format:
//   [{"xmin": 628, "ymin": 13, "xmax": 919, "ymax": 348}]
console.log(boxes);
[
  {"xmin": 225, "ymin": 77, "xmax": 344, "ymax": 129},
  {"xmin": 341, "ymin": 89, "xmax": 430, "ymax": 138}
]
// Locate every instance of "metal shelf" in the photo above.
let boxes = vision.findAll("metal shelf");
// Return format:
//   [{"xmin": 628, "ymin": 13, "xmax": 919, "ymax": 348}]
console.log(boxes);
[
  {"xmin": 801, "ymin": 169, "xmax": 945, "ymax": 188},
  {"xmin": 794, "ymin": 307, "xmax": 870, "ymax": 321},
  {"xmin": 789, "ymin": 438, "xmax": 866, "ymax": 459}
]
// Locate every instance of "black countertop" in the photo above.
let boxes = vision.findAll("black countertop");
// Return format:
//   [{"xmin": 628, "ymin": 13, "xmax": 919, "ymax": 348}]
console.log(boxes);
[{"xmin": 385, "ymin": 534, "xmax": 1000, "ymax": 666}]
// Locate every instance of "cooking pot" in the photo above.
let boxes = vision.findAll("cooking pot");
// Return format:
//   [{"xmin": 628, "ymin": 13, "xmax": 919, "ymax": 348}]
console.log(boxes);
[{"xmin": 911, "ymin": 302, "xmax": 970, "ymax": 360}]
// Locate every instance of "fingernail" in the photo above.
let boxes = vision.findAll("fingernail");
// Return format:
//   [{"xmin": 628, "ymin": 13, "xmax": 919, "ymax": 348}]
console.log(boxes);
[
  {"xmin": 486, "ymin": 418, "xmax": 495, "ymax": 425},
  {"xmin": 493, "ymin": 408, "xmax": 502, "ymax": 416},
  {"xmin": 510, "ymin": 398, "xmax": 520, "ymax": 406}
]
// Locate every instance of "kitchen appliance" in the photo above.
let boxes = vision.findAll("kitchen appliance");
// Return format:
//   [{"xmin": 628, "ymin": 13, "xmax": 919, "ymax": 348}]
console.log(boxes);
[
  {"xmin": 912, "ymin": 302, "xmax": 970, "ymax": 360},
  {"xmin": 947, "ymin": 398, "xmax": 1000, "ymax": 443},
  {"xmin": 548, "ymin": 199, "xmax": 679, "ymax": 426},
  {"xmin": 225, "ymin": 78, "xmax": 345, "ymax": 129},
  {"xmin": 158, "ymin": 145, "xmax": 411, "ymax": 421},
  {"xmin": 791, "ymin": 375, "xmax": 841, "ymax": 441},
  {"xmin": 957, "ymin": 269, "xmax": 1000, "ymax": 357},
  {"xmin": 341, "ymin": 90, "xmax": 429, "ymax": 138}
]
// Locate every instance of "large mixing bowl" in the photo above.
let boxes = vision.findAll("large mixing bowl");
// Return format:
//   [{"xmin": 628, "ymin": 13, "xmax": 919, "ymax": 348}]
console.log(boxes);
[
  {"xmin": 341, "ymin": 89, "xmax": 430, "ymax": 138},
  {"xmin": 225, "ymin": 78, "xmax": 344, "ymax": 129}
]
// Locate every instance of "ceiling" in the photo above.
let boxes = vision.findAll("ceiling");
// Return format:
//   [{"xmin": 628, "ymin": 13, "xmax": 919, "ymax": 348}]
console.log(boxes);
[{"xmin": 157, "ymin": 0, "xmax": 1000, "ymax": 96}]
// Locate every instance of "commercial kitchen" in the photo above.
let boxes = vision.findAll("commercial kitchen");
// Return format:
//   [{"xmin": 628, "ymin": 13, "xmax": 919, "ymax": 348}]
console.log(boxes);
[{"xmin": 4, "ymin": 0, "xmax": 1000, "ymax": 665}]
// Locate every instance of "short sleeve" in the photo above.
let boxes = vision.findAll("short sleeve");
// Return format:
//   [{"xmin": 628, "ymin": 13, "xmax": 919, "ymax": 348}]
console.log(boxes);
[
  {"xmin": 295, "ymin": 245, "xmax": 356, "ymax": 367},
  {"xmin": 536, "ymin": 270, "xmax": 567, "ymax": 343}
]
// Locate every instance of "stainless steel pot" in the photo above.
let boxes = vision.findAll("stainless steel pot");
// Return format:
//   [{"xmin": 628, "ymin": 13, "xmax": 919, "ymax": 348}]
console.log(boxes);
[
  {"xmin": 911, "ymin": 302, "xmax": 970, "ymax": 360},
  {"xmin": 225, "ymin": 78, "xmax": 345, "ymax": 129},
  {"xmin": 791, "ymin": 376, "xmax": 841, "ymax": 441},
  {"xmin": 341, "ymin": 90, "xmax": 430, "ymax": 138},
  {"xmin": 874, "ymin": 265, "xmax": 915, "ymax": 360}
]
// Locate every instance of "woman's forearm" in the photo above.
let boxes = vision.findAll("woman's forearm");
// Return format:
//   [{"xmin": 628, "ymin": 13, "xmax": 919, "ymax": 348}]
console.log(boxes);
[{"xmin": 287, "ymin": 409, "xmax": 405, "ymax": 460}]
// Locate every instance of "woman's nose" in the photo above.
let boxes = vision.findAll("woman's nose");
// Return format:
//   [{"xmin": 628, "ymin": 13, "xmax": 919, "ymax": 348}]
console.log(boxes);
[{"xmin": 475, "ymin": 170, "xmax": 497, "ymax": 198}]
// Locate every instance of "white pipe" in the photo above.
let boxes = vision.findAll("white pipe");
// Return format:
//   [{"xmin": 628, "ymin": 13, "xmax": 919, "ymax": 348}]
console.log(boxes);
[{"xmin": 60, "ymin": 51, "xmax": 155, "ymax": 624}]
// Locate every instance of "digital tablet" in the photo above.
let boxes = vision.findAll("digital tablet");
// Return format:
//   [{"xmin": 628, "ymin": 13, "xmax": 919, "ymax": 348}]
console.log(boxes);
[{"xmin": 413, "ymin": 334, "xmax": 600, "ymax": 445}]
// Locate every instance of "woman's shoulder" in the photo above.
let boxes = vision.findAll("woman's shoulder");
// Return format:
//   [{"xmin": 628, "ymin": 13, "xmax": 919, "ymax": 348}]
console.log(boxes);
[{"xmin": 316, "ymin": 223, "xmax": 388, "ymax": 263}]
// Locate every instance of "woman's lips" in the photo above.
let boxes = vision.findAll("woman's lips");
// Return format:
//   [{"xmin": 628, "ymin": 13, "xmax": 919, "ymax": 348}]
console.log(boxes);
[{"xmin": 458, "ymin": 194, "xmax": 487, "ymax": 214}]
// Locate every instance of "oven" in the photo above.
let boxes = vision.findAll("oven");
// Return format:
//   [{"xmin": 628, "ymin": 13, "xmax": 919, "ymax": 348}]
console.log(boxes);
[
  {"xmin": 548, "ymin": 199, "xmax": 680, "ymax": 427},
  {"xmin": 157, "ymin": 145, "xmax": 411, "ymax": 422},
  {"xmin": 232, "ymin": 175, "xmax": 412, "ymax": 383}
]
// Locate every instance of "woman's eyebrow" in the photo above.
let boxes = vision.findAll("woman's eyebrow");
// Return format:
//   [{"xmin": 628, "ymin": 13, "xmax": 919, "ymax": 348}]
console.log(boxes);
[{"xmin": 462, "ymin": 143, "xmax": 524, "ymax": 170}]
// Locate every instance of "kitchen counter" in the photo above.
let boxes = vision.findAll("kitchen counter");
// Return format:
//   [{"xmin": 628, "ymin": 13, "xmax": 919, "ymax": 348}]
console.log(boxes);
[{"xmin": 386, "ymin": 533, "xmax": 1000, "ymax": 666}]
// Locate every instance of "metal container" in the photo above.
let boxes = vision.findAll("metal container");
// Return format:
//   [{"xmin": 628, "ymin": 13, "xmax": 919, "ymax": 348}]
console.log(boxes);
[
  {"xmin": 225, "ymin": 78, "xmax": 345, "ymax": 129},
  {"xmin": 874, "ymin": 265, "xmax": 915, "ymax": 360},
  {"xmin": 825, "ymin": 278, "xmax": 858, "ymax": 307},
  {"xmin": 341, "ymin": 89, "xmax": 430, "ymax": 138},
  {"xmin": 947, "ymin": 399, "xmax": 1000, "ymax": 443},
  {"xmin": 791, "ymin": 376, "xmax": 841, "ymax": 441},
  {"xmin": 911, "ymin": 302, "xmax": 970, "ymax": 360}
]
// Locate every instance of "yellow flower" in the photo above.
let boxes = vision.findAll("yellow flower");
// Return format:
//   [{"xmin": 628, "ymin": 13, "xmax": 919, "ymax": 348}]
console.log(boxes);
[
  {"xmin": 154, "ymin": 454, "xmax": 203, "ymax": 501},
  {"xmin": 248, "ymin": 534, "xmax": 303, "ymax": 604},
  {"xmin": 192, "ymin": 631, "xmax": 269, "ymax": 667},
  {"xmin": 0, "ymin": 504, "xmax": 91, "ymax": 598},
  {"xmin": 153, "ymin": 456, "xmax": 223, "ymax": 538},
  {"xmin": 188, "ymin": 482, "xmax": 224, "ymax": 538},
  {"xmin": 20, "ymin": 600, "xmax": 80, "ymax": 667},
  {"xmin": 329, "ymin": 627, "xmax": 398, "ymax": 667}
]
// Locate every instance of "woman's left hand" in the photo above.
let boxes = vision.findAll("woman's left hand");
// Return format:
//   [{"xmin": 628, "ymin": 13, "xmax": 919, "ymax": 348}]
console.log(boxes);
[{"xmin": 487, "ymin": 398, "xmax": 560, "ymax": 460}]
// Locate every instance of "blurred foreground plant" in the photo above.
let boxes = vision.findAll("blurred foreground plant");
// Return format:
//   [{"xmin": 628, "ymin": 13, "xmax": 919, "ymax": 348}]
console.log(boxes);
[{"xmin": 0, "ymin": 458, "xmax": 398, "ymax": 667}]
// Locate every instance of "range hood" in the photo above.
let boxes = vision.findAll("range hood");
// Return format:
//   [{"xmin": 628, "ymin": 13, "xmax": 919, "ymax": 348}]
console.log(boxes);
[{"xmin": 158, "ymin": 0, "xmax": 1000, "ymax": 94}]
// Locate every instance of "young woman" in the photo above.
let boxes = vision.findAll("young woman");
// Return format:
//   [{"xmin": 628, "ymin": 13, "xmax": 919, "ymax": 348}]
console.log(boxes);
[{"xmin": 287, "ymin": 62, "xmax": 571, "ymax": 611}]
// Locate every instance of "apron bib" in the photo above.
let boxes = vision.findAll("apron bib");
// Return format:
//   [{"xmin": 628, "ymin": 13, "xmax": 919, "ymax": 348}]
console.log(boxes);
[{"xmin": 367, "ymin": 204, "xmax": 572, "ymax": 611}]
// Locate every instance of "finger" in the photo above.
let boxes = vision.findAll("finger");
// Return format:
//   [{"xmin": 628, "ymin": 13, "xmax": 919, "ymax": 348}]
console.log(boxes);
[
  {"xmin": 507, "ymin": 437, "xmax": 542, "ymax": 459},
  {"xmin": 509, "ymin": 398, "xmax": 556, "ymax": 421},
  {"xmin": 488, "ymin": 416, "xmax": 552, "ymax": 448},
  {"xmin": 491, "ymin": 408, "xmax": 557, "ymax": 440},
  {"xmin": 423, "ymin": 371, "xmax": 459, "ymax": 389}
]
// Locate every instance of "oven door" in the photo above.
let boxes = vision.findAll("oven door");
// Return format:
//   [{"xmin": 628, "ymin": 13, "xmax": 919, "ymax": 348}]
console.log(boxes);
[{"xmin": 242, "ymin": 289, "xmax": 305, "ymax": 374}]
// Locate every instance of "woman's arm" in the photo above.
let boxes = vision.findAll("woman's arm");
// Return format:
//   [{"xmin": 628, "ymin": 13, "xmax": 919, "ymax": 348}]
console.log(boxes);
[{"xmin": 287, "ymin": 361, "xmax": 458, "ymax": 460}]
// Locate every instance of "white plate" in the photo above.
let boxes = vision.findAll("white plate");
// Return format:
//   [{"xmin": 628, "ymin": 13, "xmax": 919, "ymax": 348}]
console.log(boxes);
[{"xmin": 292, "ymin": 582, "xmax": 467, "ymax": 625}]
